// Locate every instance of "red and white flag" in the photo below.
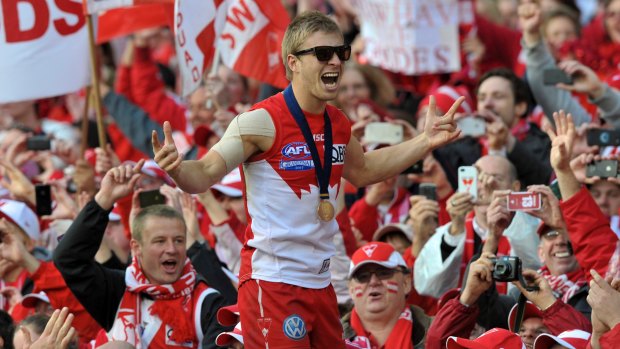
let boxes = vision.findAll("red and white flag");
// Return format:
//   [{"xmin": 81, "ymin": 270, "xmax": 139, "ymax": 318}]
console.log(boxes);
[
  {"xmin": 83, "ymin": 0, "xmax": 171, "ymax": 14},
  {"xmin": 95, "ymin": 2, "xmax": 174, "ymax": 43},
  {"xmin": 0, "ymin": 0, "xmax": 90, "ymax": 103},
  {"xmin": 175, "ymin": 0, "xmax": 289, "ymax": 97}
]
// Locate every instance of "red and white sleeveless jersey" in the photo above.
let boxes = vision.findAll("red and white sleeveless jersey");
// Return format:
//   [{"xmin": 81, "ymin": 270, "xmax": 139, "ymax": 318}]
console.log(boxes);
[{"xmin": 238, "ymin": 93, "xmax": 352, "ymax": 289}]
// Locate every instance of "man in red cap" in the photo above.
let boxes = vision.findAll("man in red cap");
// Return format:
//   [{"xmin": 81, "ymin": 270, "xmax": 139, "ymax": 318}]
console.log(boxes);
[
  {"xmin": 341, "ymin": 241, "xmax": 431, "ymax": 349},
  {"xmin": 533, "ymin": 329, "xmax": 591, "ymax": 349}
]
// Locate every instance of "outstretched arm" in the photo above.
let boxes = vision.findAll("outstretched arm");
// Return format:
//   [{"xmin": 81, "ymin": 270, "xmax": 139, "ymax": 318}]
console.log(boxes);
[
  {"xmin": 153, "ymin": 110, "xmax": 272, "ymax": 193},
  {"xmin": 343, "ymin": 96, "xmax": 463, "ymax": 187}
]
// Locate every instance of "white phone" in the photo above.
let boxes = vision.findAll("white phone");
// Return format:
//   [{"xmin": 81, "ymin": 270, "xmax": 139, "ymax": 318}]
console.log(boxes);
[
  {"xmin": 458, "ymin": 166, "xmax": 478, "ymax": 200},
  {"xmin": 364, "ymin": 122, "xmax": 404, "ymax": 145},
  {"xmin": 457, "ymin": 117, "xmax": 486, "ymax": 138}
]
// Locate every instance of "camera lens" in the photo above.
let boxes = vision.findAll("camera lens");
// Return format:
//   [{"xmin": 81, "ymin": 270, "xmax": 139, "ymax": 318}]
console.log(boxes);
[{"xmin": 495, "ymin": 262, "xmax": 511, "ymax": 277}]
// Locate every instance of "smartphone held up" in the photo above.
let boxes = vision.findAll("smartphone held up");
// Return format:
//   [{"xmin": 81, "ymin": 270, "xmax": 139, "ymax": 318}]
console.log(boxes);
[
  {"xmin": 458, "ymin": 166, "xmax": 478, "ymax": 200},
  {"xmin": 507, "ymin": 192, "xmax": 541, "ymax": 211}
]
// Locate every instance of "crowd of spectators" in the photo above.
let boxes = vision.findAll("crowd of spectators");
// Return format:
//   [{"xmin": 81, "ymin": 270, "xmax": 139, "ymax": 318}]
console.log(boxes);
[{"xmin": 1, "ymin": 0, "xmax": 620, "ymax": 348}]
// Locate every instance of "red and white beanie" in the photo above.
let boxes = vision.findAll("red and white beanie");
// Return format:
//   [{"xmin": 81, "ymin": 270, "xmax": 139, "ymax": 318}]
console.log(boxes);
[
  {"xmin": 348, "ymin": 242, "xmax": 407, "ymax": 278},
  {"xmin": 419, "ymin": 85, "xmax": 475, "ymax": 115},
  {"xmin": 211, "ymin": 168, "xmax": 243, "ymax": 198},
  {"xmin": 0, "ymin": 199, "xmax": 40, "ymax": 241},
  {"xmin": 533, "ymin": 330, "xmax": 591, "ymax": 349},
  {"xmin": 140, "ymin": 159, "xmax": 175, "ymax": 187},
  {"xmin": 216, "ymin": 304, "xmax": 240, "ymax": 327},
  {"xmin": 447, "ymin": 328, "xmax": 526, "ymax": 349},
  {"xmin": 215, "ymin": 322, "xmax": 243, "ymax": 346}
]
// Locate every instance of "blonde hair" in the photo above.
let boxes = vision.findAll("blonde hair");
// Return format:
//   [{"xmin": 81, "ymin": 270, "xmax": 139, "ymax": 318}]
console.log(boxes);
[{"xmin": 281, "ymin": 11, "xmax": 342, "ymax": 80}]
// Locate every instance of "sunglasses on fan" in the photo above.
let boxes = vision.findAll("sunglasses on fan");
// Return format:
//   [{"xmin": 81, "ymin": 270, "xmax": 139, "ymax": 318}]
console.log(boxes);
[{"xmin": 293, "ymin": 45, "xmax": 352, "ymax": 62}]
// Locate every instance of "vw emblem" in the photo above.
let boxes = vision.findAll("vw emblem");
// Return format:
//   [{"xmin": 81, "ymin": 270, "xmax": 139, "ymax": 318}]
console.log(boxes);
[{"xmin": 282, "ymin": 314, "xmax": 307, "ymax": 340}]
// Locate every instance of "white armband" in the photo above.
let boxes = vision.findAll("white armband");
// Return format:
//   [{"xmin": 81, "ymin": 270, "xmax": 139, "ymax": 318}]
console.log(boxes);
[{"xmin": 211, "ymin": 108, "xmax": 275, "ymax": 172}]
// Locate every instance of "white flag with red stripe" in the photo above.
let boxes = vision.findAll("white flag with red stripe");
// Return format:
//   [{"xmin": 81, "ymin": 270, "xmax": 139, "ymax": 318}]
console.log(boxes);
[{"xmin": 175, "ymin": 0, "xmax": 289, "ymax": 97}]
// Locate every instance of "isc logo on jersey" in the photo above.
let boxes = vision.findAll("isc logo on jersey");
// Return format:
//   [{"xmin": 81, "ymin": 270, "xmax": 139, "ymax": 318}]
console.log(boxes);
[{"xmin": 280, "ymin": 142, "xmax": 346, "ymax": 171}]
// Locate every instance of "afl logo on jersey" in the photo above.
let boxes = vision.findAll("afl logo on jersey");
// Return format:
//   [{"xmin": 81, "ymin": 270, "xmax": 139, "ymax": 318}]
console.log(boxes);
[
  {"xmin": 280, "ymin": 142, "xmax": 314, "ymax": 170},
  {"xmin": 283, "ymin": 314, "xmax": 307, "ymax": 340}
]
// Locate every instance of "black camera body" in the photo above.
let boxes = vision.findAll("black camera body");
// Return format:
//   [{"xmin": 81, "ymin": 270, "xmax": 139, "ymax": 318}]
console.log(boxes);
[
  {"xmin": 488, "ymin": 255, "xmax": 539, "ymax": 292},
  {"xmin": 490, "ymin": 256, "xmax": 521, "ymax": 282}
]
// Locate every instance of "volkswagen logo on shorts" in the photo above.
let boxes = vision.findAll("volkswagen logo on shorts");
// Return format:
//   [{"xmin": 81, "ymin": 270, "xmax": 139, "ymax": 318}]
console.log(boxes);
[{"xmin": 283, "ymin": 314, "xmax": 307, "ymax": 340}]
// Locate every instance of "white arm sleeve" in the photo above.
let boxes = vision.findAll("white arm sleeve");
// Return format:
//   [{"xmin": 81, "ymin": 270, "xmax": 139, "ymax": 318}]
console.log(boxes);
[
  {"xmin": 414, "ymin": 222, "xmax": 465, "ymax": 297},
  {"xmin": 210, "ymin": 108, "xmax": 275, "ymax": 172}
]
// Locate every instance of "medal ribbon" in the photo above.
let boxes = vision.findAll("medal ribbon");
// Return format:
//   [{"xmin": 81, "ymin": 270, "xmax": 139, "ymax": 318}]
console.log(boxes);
[{"xmin": 282, "ymin": 85, "xmax": 333, "ymax": 201}]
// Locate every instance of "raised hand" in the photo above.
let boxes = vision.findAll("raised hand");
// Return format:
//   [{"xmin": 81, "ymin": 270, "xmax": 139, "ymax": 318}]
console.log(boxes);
[
  {"xmin": 545, "ymin": 111, "xmax": 575, "ymax": 172},
  {"xmin": 0, "ymin": 158, "xmax": 35, "ymax": 205},
  {"xmin": 485, "ymin": 190, "xmax": 513, "ymax": 241},
  {"xmin": 409, "ymin": 195, "xmax": 439, "ymax": 235},
  {"xmin": 94, "ymin": 144, "xmax": 121, "ymax": 175},
  {"xmin": 152, "ymin": 122, "xmax": 182, "ymax": 177},
  {"xmin": 525, "ymin": 185, "xmax": 565, "ymax": 229},
  {"xmin": 180, "ymin": 192, "xmax": 203, "ymax": 247},
  {"xmin": 556, "ymin": 60, "xmax": 605, "ymax": 100},
  {"xmin": 422, "ymin": 95, "xmax": 464, "ymax": 150},
  {"xmin": 518, "ymin": 0, "xmax": 542, "ymax": 44},
  {"xmin": 23, "ymin": 307, "xmax": 77, "ymax": 349},
  {"xmin": 95, "ymin": 160, "xmax": 145, "ymax": 210},
  {"xmin": 569, "ymin": 152, "xmax": 600, "ymax": 184},
  {"xmin": 41, "ymin": 183, "xmax": 79, "ymax": 221},
  {"xmin": 513, "ymin": 269, "xmax": 557, "ymax": 311},
  {"xmin": 588, "ymin": 270, "xmax": 620, "ymax": 329},
  {"xmin": 460, "ymin": 252, "xmax": 495, "ymax": 306},
  {"xmin": 446, "ymin": 191, "xmax": 474, "ymax": 236}
]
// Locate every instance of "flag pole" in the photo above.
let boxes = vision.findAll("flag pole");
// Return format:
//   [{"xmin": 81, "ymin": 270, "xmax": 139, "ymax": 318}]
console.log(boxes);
[
  {"xmin": 80, "ymin": 86, "xmax": 91, "ymax": 158},
  {"xmin": 85, "ymin": 13, "xmax": 107, "ymax": 149}
]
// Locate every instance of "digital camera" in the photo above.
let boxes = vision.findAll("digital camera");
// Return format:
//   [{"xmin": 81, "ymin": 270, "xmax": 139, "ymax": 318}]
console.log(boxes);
[{"xmin": 489, "ymin": 256, "xmax": 522, "ymax": 282}]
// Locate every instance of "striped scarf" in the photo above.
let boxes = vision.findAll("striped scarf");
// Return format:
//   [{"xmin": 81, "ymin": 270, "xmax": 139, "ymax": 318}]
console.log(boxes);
[{"xmin": 538, "ymin": 266, "xmax": 587, "ymax": 303}]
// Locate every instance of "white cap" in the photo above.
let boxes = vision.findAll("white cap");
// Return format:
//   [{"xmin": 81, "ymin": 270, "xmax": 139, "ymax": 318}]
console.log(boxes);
[{"xmin": 0, "ymin": 199, "xmax": 40, "ymax": 240}]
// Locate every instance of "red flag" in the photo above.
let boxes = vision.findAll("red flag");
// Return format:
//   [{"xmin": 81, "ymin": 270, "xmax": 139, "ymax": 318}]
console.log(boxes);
[
  {"xmin": 175, "ymin": 0, "xmax": 289, "ymax": 96},
  {"xmin": 220, "ymin": 0, "xmax": 289, "ymax": 89},
  {"xmin": 96, "ymin": 2, "xmax": 174, "ymax": 43}
]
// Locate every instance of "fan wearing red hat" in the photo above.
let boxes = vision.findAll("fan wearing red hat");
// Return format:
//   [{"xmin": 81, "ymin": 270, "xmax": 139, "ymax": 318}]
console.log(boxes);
[
  {"xmin": 447, "ymin": 328, "xmax": 526, "ymax": 349},
  {"xmin": 533, "ymin": 329, "xmax": 591, "ymax": 349},
  {"xmin": 341, "ymin": 242, "xmax": 431, "ymax": 349}
]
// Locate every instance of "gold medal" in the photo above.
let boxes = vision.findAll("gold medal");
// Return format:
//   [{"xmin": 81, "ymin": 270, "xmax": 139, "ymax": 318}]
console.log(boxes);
[{"xmin": 317, "ymin": 199, "xmax": 335, "ymax": 221}]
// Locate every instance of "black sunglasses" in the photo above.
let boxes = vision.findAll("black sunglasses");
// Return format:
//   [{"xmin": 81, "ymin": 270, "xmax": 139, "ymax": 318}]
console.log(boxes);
[
  {"xmin": 293, "ymin": 45, "xmax": 351, "ymax": 62},
  {"xmin": 352, "ymin": 267, "xmax": 408, "ymax": 284}
]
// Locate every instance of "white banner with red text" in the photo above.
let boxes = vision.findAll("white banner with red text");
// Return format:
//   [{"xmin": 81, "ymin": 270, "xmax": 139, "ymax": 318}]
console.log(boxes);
[
  {"xmin": 0, "ymin": 0, "xmax": 90, "ymax": 103},
  {"xmin": 353, "ymin": 0, "xmax": 461, "ymax": 75}
]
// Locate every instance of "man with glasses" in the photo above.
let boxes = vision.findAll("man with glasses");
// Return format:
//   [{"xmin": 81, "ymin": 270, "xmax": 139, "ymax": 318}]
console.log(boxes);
[
  {"xmin": 342, "ymin": 242, "xmax": 431, "ymax": 349},
  {"xmin": 152, "ymin": 10, "xmax": 463, "ymax": 348}
]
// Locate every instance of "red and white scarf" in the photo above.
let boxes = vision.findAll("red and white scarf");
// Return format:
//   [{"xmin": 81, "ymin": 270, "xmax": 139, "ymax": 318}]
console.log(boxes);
[
  {"xmin": 538, "ymin": 266, "xmax": 587, "ymax": 303},
  {"xmin": 459, "ymin": 212, "xmax": 511, "ymax": 294},
  {"xmin": 108, "ymin": 257, "xmax": 198, "ymax": 347},
  {"xmin": 349, "ymin": 307, "xmax": 413, "ymax": 349}
]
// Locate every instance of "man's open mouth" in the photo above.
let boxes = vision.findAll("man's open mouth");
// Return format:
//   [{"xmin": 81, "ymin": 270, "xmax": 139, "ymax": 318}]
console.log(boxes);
[{"xmin": 321, "ymin": 72, "xmax": 339, "ymax": 87}]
